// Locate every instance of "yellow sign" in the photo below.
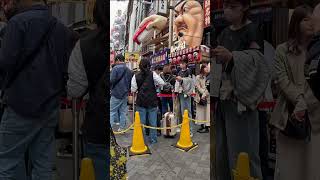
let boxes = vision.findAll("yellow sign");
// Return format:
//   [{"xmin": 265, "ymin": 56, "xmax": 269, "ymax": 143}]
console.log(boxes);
[{"xmin": 125, "ymin": 52, "xmax": 140, "ymax": 62}]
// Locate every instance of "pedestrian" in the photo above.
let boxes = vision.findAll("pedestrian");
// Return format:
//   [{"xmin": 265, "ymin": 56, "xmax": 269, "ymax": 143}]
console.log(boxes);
[
  {"xmin": 67, "ymin": 0, "xmax": 109, "ymax": 179},
  {"xmin": 195, "ymin": 64, "xmax": 210, "ymax": 133},
  {"xmin": 270, "ymin": 5, "xmax": 320, "ymax": 180},
  {"xmin": 175, "ymin": 57, "xmax": 195, "ymax": 136},
  {"xmin": 110, "ymin": 54, "xmax": 133, "ymax": 132},
  {"xmin": 131, "ymin": 58, "xmax": 165, "ymax": 144},
  {"xmin": 160, "ymin": 64, "xmax": 176, "ymax": 115},
  {"xmin": 0, "ymin": 0, "xmax": 74, "ymax": 179},
  {"xmin": 305, "ymin": 2, "xmax": 320, "ymax": 101},
  {"xmin": 212, "ymin": 0, "xmax": 270, "ymax": 179}
]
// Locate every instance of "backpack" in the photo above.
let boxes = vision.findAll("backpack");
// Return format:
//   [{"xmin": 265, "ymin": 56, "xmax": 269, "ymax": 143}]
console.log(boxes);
[{"xmin": 161, "ymin": 74, "xmax": 174, "ymax": 94}]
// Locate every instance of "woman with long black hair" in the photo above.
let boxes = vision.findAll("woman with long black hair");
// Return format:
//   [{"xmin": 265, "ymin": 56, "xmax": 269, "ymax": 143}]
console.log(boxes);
[
  {"xmin": 131, "ymin": 58, "xmax": 165, "ymax": 144},
  {"xmin": 67, "ymin": 0, "xmax": 108, "ymax": 179}
]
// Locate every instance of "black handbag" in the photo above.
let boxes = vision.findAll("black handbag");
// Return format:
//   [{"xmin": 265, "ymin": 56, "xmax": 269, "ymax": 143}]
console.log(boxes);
[
  {"xmin": 281, "ymin": 102, "xmax": 311, "ymax": 141},
  {"xmin": 198, "ymin": 94, "xmax": 207, "ymax": 106}
]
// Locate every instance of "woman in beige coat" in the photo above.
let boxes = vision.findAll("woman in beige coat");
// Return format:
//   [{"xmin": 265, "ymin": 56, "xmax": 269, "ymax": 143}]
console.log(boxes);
[
  {"xmin": 270, "ymin": 5, "xmax": 320, "ymax": 180},
  {"xmin": 195, "ymin": 64, "xmax": 210, "ymax": 133}
]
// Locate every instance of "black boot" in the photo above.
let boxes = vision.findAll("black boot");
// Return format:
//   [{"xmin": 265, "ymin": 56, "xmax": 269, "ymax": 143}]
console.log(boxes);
[
  {"xmin": 197, "ymin": 125, "xmax": 205, "ymax": 132},
  {"xmin": 199, "ymin": 126, "xmax": 209, "ymax": 133}
]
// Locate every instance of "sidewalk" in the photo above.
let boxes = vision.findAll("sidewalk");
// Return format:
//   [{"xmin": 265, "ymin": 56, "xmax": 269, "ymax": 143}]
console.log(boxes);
[{"xmin": 115, "ymin": 126, "xmax": 210, "ymax": 180}]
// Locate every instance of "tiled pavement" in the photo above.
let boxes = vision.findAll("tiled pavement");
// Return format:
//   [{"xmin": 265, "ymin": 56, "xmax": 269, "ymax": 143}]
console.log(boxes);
[{"xmin": 115, "ymin": 126, "xmax": 211, "ymax": 180}]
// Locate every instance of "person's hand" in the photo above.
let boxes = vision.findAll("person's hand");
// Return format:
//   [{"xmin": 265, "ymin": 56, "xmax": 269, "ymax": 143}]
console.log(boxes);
[
  {"xmin": 176, "ymin": 76, "xmax": 182, "ymax": 81},
  {"xmin": 212, "ymin": 46, "xmax": 233, "ymax": 63},
  {"xmin": 139, "ymin": 15, "xmax": 168, "ymax": 31},
  {"xmin": 293, "ymin": 110, "xmax": 306, "ymax": 121}
]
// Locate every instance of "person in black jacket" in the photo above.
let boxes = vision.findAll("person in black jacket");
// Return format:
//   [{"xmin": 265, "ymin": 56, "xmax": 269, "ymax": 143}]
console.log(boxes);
[
  {"xmin": 306, "ymin": 2, "xmax": 320, "ymax": 101},
  {"xmin": 67, "ymin": 0, "xmax": 108, "ymax": 179},
  {"xmin": 0, "ymin": 0, "xmax": 73, "ymax": 179}
]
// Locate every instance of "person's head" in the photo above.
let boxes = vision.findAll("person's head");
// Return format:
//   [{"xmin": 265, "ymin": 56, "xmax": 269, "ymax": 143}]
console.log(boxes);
[
  {"xmin": 0, "ymin": 0, "xmax": 43, "ymax": 20},
  {"xmin": 139, "ymin": 58, "xmax": 151, "ymax": 74},
  {"xmin": 93, "ymin": 0, "xmax": 107, "ymax": 32},
  {"xmin": 288, "ymin": 5, "xmax": 314, "ymax": 54},
  {"xmin": 179, "ymin": 57, "xmax": 188, "ymax": 70},
  {"xmin": 115, "ymin": 54, "xmax": 125, "ymax": 64},
  {"xmin": 163, "ymin": 64, "xmax": 172, "ymax": 74},
  {"xmin": 173, "ymin": 0, "xmax": 204, "ymax": 47},
  {"xmin": 223, "ymin": 0, "xmax": 250, "ymax": 24},
  {"xmin": 154, "ymin": 65, "xmax": 161, "ymax": 74},
  {"xmin": 129, "ymin": 54, "xmax": 135, "ymax": 61},
  {"xmin": 313, "ymin": 2, "xmax": 320, "ymax": 33},
  {"xmin": 200, "ymin": 64, "xmax": 209, "ymax": 76}
]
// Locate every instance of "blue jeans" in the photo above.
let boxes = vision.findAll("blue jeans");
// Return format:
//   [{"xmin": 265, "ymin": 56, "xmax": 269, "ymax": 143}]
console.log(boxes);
[
  {"xmin": 110, "ymin": 96, "xmax": 128, "ymax": 129},
  {"xmin": 83, "ymin": 143, "xmax": 108, "ymax": 180},
  {"xmin": 136, "ymin": 106, "xmax": 158, "ymax": 144},
  {"xmin": 0, "ymin": 107, "xmax": 58, "ymax": 180},
  {"xmin": 161, "ymin": 97, "xmax": 173, "ymax": 115},
  {"xmin": 179, "ymin": 94, "xmax": 193, "ymax": 131}
]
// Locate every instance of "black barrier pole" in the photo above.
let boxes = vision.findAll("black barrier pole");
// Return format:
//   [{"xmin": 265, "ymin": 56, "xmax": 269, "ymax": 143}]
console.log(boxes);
[{"xmin": 72, "ymin": 98, "xmax": 80, "ymax": 180}]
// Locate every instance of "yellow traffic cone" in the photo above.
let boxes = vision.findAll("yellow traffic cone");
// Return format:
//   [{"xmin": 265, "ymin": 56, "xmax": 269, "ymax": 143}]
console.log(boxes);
[
  {"xmin": 79, "ymin": 158, "xmax": 95, "ymax": 180},
  {"xmin": 129, "ymin": 111, "xmax": 151, "ymax": 156},
  {"xmin": 173, "ymin": 110, "xmax": 198, "ymax": 152},
  {"xmin": 233, "ymin": 152, "xmax": 256, "ymax": 180}
]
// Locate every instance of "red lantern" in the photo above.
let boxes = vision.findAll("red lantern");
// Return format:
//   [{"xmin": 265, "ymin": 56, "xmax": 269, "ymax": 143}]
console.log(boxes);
[{"xmin": 177, "ymin": 56, "xmax": 181, "ymax": 64}]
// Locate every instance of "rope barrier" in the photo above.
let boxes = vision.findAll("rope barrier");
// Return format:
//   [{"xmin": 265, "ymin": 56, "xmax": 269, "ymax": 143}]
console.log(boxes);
[
  {"xmin": 113, "ymin": 124, "xmax": 134, "ymax": 135},
  {"xmin": 113, "ymin": 117, "xmax": 210, "ymax": 135},
  {"xmin": 142, "ymin": 122, "xmax": 185, "ymax": 130},
  {"xmin": 189, "ymin": 118, "xmax": 209, "ymax": 123}
]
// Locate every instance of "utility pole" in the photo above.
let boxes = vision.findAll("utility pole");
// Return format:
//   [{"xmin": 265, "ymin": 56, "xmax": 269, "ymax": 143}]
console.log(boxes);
[{"xmin": 168, "ymin": 0, "xmax": 174, "ymax": 48}]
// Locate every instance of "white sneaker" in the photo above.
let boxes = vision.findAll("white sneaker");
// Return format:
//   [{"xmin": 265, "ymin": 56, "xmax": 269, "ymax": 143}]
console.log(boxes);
[
  {"xmin": 176, "ymin": 128, "xmax": 181, "ymax": 133},
  {"xmin": 190, "ymin": 132, "xmax": 193, "ymax": 137}
]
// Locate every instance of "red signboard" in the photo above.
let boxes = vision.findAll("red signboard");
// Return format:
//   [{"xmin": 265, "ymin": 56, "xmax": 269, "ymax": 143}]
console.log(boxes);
[{"xmin": 204, "ymin": 0, "xmax": 210, "ymax": 28}]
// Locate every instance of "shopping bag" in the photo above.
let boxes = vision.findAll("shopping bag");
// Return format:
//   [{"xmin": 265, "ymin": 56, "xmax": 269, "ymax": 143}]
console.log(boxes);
[
  {"xmin": 59, "ymin": 98, "xmax": 85, "ymax": 133},
  {"xmin": 110, "ymin": 130, "xmax": 128, "ymax": 180}
]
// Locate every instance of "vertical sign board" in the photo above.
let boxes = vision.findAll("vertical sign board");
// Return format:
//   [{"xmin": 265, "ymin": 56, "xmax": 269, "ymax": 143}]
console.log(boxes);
[
  {"xmin": 156, "ymin": 0, "xmax": 168, "ymax": 16},
  {"xmin": 204, "ymin": 0, "xmax": 210, "ymax": 28}
]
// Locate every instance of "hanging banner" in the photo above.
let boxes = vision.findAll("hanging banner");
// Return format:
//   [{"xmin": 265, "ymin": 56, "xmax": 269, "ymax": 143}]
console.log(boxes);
[{"xmin": 204, "ymin": 0, "xmax": 210, "ymax": 28}]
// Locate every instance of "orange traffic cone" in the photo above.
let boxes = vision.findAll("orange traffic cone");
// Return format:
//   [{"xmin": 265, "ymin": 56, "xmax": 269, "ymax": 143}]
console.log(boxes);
[
  {"xmin": 233, "ymin": 152, "xmax": 256, "ymax": 180},
  {"xmin": 129, "ymin": 111, "xmax": 151, "ymax": 156},
  {"xmin": 79, "ymin": 158, "xmax": 95, "ymax": 180},
  {"xmin": 173, "ymin": 110, "xmax": 198, "ymax": 152}
]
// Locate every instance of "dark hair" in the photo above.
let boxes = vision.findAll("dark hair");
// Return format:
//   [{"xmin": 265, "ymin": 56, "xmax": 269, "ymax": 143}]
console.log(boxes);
[
  {"xmin": 288, "ymin": 5, "xmax": 313, "ymax": 55},
  {"xmin": 115, "ymin": 54, "xmax": 125, "ymax": 62},
  {"xmin": 163, "ymin": 64, "xmax": 172, "ymax": 74},
  {"xmin": 181, "ymin": 57, "xmax": 188, "ymax": 64},
  {"xmin": 200, "ymin": 64, "xmax": 207, "ymax": 75},
  {"xmin": 224, "ymin": 0, "xmax": 250, "ymax": 23},
  {"xmin": 139, "ymin": 58, "xmax": 151, "ymax": 74},
  {"xmin": 93, "ymin": 0, "xmax": 107, "ymax": 32}
]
